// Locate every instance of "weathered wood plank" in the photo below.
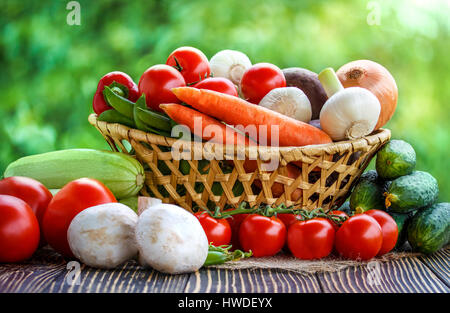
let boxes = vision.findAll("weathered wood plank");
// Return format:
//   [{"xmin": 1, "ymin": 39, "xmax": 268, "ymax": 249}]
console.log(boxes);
[
  {"xmin": 1, "ymin": 247, "xmax": 449, "ymax": 293},
  {"xmin": 0, "ymin": 247, "xmax": 190, "ymax": 293},
  {"xmin": 317, "ymin": 255, "xmax": 449, "ymax": 293},
  {"xmin": 184, "ymin": 268, "xmax": 322, "ymax": 293},
  {"xmin": 54, "ymin": 262, "xmax": 190, "ymax": 293},
  {"xmin": 417, "ymin": 247, "xmax": 450, "ymax": 287}
]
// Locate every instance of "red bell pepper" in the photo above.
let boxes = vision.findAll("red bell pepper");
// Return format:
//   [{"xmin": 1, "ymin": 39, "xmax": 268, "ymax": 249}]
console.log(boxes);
[{"xmin": 92, "ymin": 71, "xmax": 140, "ymax": 115}]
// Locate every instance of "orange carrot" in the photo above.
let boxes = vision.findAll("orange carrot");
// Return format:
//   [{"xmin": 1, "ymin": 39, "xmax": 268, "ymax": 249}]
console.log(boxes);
[
  {"xmin": 160, "ymin": 103, "xmax": 302, "ymax": 200},
  {"xmin": 160, "ymin": 103, "xmax": 255, "ymax": 146},
  {"xmin": 171, "ymin": 87, "xmax": 333, "ymax": 147}
]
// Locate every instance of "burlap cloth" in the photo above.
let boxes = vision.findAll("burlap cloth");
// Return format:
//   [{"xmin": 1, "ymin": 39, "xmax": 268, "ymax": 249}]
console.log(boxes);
[{"xmin": 208, "ymin": 249, "xmax": 422, "ymax": 275}]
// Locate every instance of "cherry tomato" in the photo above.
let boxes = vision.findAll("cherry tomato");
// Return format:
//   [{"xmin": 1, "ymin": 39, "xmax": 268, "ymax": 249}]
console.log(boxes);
[
  {"xmin": 240, "ymin": 63, "xmax": 286, "ymax": 104},
  {"xmin": 329, "ymin": 210, "xmax": 349, "ymax": 232},
  {"xmin": 138, "ymin": 64, "xmax": 186, "ymax": 112},
  {"xmin": 166, "ymin": 46, "xmax": 210, "ymax": 84},
  {"xmin": 225, "ymin": 212, "xmax": 249, "ymax": 250},
  {"xmin": 335, "ymin": 214, "xmax": 383, "ymax": 260},
  {"xmin": 194, "ymin": 212, "xmax": 232, "ymax": 246},
  {"xmin": 0, "ymin": 176, "xmax": 52, "ymax": 245},
  {"xmin": 287, "ymin": 218, "xmax": 335, "ymax": 260},
  {"xmin": 277, "ymin": 213, "xmax": 300, "ymax": 228},
  {"xmin": 0, "ymin": 195, "xmax": 40, "ymax": 262},
  {"xmin": 193, "ymin": 77, "xmax": 238, "ymax": 97},
  {"xmin": 239, "ymin": 214, "xmax": 286, "ymax": 257},
  {"xmin": 364, "ymin": 209, "xmax": 398, "ymax": 256},
  {"xmin": 42, "ymin": 178, "xmax": 116, "ymax": 257}
]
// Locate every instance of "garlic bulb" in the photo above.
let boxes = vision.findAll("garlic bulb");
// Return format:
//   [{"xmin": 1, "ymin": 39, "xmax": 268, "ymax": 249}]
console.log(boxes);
[
  {"xmin": 318, "ymin": 68, "xmax": 381, "ymax": 141},
  {"xmin": 259, "ymin": 87, "xmax": 312, "ymax": 123},
  {"xmin": 209, "ymin": 50, "xmax": 252, "ymax": 86}
]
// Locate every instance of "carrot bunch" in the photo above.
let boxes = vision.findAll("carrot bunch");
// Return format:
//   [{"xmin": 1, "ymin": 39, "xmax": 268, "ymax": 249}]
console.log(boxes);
[{"xmin": 159, "ymin": 87, "xmax": 333, "ymax": 200}]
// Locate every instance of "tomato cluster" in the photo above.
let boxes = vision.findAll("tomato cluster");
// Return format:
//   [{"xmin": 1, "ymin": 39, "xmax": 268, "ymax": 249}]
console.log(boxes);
[
  {"xmin": 138, "ymin": 46, "xmax": 237, "ymax": 112},
  {"xmin": 195, "ymin": 208, "xmax": 398, "ymax": 261},
  {"xmin": 0, "ymin": 176, "xmax": 116, "ymax": 262},
  {"xmin": 96, "ymin": 46, "xmax": 287, "ymax": 115}
]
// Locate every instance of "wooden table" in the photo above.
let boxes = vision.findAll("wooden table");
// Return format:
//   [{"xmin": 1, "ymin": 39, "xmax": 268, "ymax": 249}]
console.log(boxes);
[{"xmin": 0, "ymin": 246, "xmax": 448, "ymax": 293}]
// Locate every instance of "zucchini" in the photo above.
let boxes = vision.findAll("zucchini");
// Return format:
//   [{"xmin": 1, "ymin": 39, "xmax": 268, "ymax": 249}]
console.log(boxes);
[{"xmin": 4, "ymin": 149, "xmax": 145, "ymax": 199}]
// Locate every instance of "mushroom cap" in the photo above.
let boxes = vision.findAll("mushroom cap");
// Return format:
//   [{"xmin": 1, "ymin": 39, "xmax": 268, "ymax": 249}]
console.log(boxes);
[
  {"xmin": 135, "ymin": 204, "xmax": 208, "ymax": 274},
  {"xmin": 68, "ymin": 203, "xmax": 138, "ymax": 269}
]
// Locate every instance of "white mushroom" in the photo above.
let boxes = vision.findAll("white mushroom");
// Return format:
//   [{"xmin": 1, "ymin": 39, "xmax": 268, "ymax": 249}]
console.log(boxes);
[
  {"xmin": 67, "ymin": 203, "xmax": 138, "ymax": 269},
  {"xmin": 135, "ymin": 203, "xmax": 209, "ymax": 274}
]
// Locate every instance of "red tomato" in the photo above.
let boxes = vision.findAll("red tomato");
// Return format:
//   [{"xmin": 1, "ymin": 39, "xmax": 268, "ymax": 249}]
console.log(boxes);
[
  {"xmin": 0, "ymin": 195, "xmax": 40, "ymax": 262},
  {"xmin": 42, "ymin": 178, "xmax": 116, "ymax": 257},
  {"xmin": 166, "ymin": 46, "xmax": 210, "ymax": 84},
  {"xmin": 335, "ymin": 214, "xmax": 383, "ymax": 260},
  {"xmin": 138, "ymin": 64, "xmax": 186, "ymax": 112},
  {"xmin": 225, "ymin": 212, "xmax": 249, "ymax": 250},
  {"xmin": 240, "ymin": 63, "xmax": 286, "ymax": 104},
  {"xmin": 364, "ymin": 210, "xmax": 398, "ymax": 256},
  {"xmin": 194, "ymin": 212, "xmax": 232, "ymax": 246},
  {"xmin": 193, "ymin": 77, "xmax": 238, "ymax": 97},
  {"xmin": 329, "ymin": 210, "xmax": 349, "ymax": 232},
  {"xmin": 277, "ymin": 213, "xmax": 300, "ymax": 228},
  {"xmin": 0, "ymin": 176, "xmax": 52, "ymax": 245},
  {"xmin": 239, "ymin": 214, "xmax": 286, "ymax": 257},
  {"xmin": 287, "ymin": 218, "xmax": 335, "ymax": 260}
]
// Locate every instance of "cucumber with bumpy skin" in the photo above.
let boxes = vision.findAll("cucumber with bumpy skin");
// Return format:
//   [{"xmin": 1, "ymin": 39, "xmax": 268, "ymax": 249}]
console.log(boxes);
[
  {"xmin": 4, "ymin": 149, "xmax": 145, "ymax": 199},
  {"xmin": 407, "ymin": 202, "xmax": 450, "ymax": 254},
  {"xmin": 385, "ymin": 171, "xmax": 439, "ymax": 213}
]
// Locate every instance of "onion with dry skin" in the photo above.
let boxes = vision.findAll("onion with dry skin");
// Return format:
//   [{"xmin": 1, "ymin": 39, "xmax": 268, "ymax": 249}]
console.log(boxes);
[{"xmin": 337, "ymin": 60, "xmax": 398, "ymax": 130}]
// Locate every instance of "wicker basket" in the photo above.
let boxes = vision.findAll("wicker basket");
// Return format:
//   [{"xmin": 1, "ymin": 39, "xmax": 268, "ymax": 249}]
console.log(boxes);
[{"xmin": 88, "ymin": 114, "xmax": 391, "ymax": 212}]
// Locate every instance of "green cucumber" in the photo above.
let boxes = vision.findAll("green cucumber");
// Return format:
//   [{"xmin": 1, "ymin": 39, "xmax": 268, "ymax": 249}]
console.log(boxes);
[
  {"xmin": 388, "ymin": 211, "xmax": 416, "ymax": 250},
  {"xmin": 407, "ymin": 202, "xmax": 450, "ymax": 254},
  {"xmin": 376, "ymin": 139, "xmax": 416, "ymax": 180},
  {"xmin": 98, "ymin": 109, "xmax": 136, "ymax": 128},
  {"xmin": 103, "ymin": 85, "xmax": 135, "ymax": 119},
  {"xmin": 4, "ymin": 149, "xmax": 145, "ymax": 199},
  {"xmin": 337, "ymin": 200, "xmax": 351, "ymax": 214},
  {"xmin": 385, "ymin": 171, "xmax": 439, "ymax": 213},
  {"xmin": 350, "ymin": 170, "xmax": 386, "ymax": 213}
]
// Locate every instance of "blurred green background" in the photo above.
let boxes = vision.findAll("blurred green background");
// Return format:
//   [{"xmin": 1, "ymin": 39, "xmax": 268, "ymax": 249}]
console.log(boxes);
[{"xmin": 0, "ymin": 0, "xmax": 449, "ymax": 200}]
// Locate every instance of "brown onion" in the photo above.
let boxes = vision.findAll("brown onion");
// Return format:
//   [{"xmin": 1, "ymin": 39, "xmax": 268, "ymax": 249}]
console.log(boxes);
[{"xmin": 336, "ymin": 60, "xmax": 398, "ymax": 130}]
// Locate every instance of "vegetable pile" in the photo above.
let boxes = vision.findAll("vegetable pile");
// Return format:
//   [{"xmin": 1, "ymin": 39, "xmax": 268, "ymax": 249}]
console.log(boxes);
[
  {"xmin": 349, "ymin": 139, "xmax": 448, "ymax": 254},
  {"xmin": 0, "ymin": 46, "xmax": 447, "ymax": 275},
  {"xmin": 91, "ymin": 47, "xmax": 397, "ymax": 145}
]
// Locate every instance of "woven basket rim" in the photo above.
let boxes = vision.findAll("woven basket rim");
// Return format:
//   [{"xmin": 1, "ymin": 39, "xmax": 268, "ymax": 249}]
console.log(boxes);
[{"xmin": 88, "ymin": 113, "xmax": 391, "ymax": 157}]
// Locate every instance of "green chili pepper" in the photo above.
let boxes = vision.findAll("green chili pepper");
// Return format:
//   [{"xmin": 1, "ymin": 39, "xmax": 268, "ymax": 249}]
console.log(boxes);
[
  {"xmin": 204, "ymin": 250, "xmax": 231, "ymax": 266},
  {"xmin": 203, "ymin": 244, "xmax": 252, "ymax": 267},
  {"xmin": 97, "ymin": 109, "xmax": 136, "ymax": 128},
  {"xmin": 103, "ymin": 85, "xmax": 135, "ymax": 119}
]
